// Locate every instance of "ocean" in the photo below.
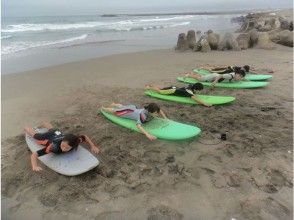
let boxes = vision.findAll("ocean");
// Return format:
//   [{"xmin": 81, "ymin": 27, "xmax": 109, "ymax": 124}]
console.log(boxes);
[{"xmin": 1, "ymin": 13, "xmax": 243, "ymax": 74}]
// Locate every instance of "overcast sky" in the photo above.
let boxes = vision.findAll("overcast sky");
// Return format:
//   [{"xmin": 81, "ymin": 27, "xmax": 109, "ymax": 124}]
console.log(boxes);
[{"xmin": 2, "ymin": 0, "xmax": 293, "ymax": 17}]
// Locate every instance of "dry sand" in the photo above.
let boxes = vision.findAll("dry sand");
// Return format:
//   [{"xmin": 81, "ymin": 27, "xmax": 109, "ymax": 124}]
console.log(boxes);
[{"xmin": 2, "ymin": 35, "xmax": 293, "ymax": 219}]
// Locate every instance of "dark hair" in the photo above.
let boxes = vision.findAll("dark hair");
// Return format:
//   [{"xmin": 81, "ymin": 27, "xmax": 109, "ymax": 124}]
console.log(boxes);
[
  {"xmin": 234, "ymin": 66, "xmax": 242, "ymax": 72},
  {"xmin": 188, "ymin": 83, "xmax": 204, "ymax": 91},
  {"xmin": 63, "ymin": 134, "xmax": 80, "ymax": 150},
  {"xmin": 243, "ymin": 65, "xmax": 250, "ymax": 72},
  {"xmin": 237, "ymin": 70, "xmax": 246, "ymax": 77},
  {"xmin": 144, "ymin": 103, "xmax": 160, "ymax": 113}
]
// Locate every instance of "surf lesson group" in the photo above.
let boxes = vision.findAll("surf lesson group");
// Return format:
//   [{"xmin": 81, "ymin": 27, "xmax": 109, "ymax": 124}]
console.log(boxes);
[{"xmin": 24, "ymin": 64, "xmax": 272, "ymax": 176}]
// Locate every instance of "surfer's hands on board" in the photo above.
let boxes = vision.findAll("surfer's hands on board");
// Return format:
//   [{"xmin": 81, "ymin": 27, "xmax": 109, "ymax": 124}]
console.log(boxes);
[
  {"xmin": 91, "ymin": 145, "xmax": 100, "ymax": 154},
  {"xmin": 146, "ymin": 133, "xmax": 157, "ymax": 141},
  {"xmin": 32, "ymin": 165, "xmax": 43, "ymax": 172}
]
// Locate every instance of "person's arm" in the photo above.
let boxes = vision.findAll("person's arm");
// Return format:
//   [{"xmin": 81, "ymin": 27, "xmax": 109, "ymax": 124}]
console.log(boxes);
[
  {"xmin": 185, "ymin": 72, "xmax": 197, "ymax": 79},
  {"xmin": 191, "ymin": 95, "xmax": 212, "ymax": 107},
  {"xmin": 24, "ymin": 126, "xmax": 37, "ymax": 137},
  {"xmin": 159, "ymin": 110, "xmax": 168, "ymax": 119},
  {"xmin": 211, "ymin": 76, "xmax": 221, "ymax": 88},
  {"xmin": 31, "ymin": 152, "xmax": 42, "ymax": 172},
  {"xmin": 211, "ymin": 66, "xmax": 228, "ymax": 71},
  {"xmin": 136, "ymin": 124, "xmax": 157, "ymax": 141},
  {"xmin": 82, "ymin": 135, "xmax": 100, "ymax": 154},
  {"xmin": 41, "ymin": 122, "xmax": 53, "ymax": 129}
]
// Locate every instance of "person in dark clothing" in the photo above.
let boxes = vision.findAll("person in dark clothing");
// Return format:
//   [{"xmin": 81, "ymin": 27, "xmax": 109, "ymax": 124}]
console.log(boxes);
[
  {"xmin": 145, "ymin": 83, "xmax": 212, "ymax": 107},
  {"xmin": 24, "ymin": 122, "xmax": 100, "ymax": 172}
]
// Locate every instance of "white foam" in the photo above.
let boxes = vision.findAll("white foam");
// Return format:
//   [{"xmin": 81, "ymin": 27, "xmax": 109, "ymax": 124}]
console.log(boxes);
[
  {"xmin": 138, "ymin": 15, "xmax": 196, "ymax": 22},
  {"xmin": 2, "ymin": 22, "xmax": 105, "ymax": 33},
  {"xmin": 169, "ymin": 22, "xmax": 191, "ymax": 27},
  {"xmin": 2, "ymin": 15, "xmax": 200, "ymax": 33},
  {"xmin": 2, "ymin": 34, "xmax": 88, "ymax": 54},
  {"xmin": 1, "ymin": 35, "xmax": 12, "ymax": 39}
]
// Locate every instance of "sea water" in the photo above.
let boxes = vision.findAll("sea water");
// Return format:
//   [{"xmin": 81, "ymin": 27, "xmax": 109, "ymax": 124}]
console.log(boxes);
[{"xmin": 1, "ymin": 13, "xmax": 242, "ymax": 74}]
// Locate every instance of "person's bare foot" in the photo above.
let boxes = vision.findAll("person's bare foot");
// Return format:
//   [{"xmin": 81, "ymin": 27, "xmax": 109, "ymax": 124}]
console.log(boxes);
[{"xmin": 145, "ymin": 85, "xmax": 152, "ymax": 90}]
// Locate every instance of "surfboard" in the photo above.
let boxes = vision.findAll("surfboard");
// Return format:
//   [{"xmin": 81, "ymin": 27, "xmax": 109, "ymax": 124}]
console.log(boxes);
[
  {"xmin": 144, "ymin": 90, "xmax": 235, "ymax": 105},
  {"xmin": 26, "ymin": 128, "xmax": 99, "ymax": 176},
  {"xmin": 177, "ymin": 77, "xmax": 269, "ymax": 89},
  {"xmin": 100, "ymin": 109, "xmax": 201, "ymax": 140},
  {"xmin": 193, "ymin": 68, "xmax": 272, "ymax": 81}
]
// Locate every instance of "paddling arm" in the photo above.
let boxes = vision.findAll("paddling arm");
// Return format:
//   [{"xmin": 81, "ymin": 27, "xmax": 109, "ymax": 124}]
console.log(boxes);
[
  {"xmin": 191, "ymin": 95, "xmax": 212, "ymax": 107},
  {"xmin": 31, "ymin": 153, "xmax": 42, "ymax": 172},
  {"xmin": 136, "ymin": 124, "xmax": 157, "ymax": 141},
  {"xmin": 24, "ymin": 126, "xmax": 37, "ymax": 137},
  {"xmin": 159, "ymin": 110, "xmax": 168, "ymax": 119},
  {"xmin": 41, "ymin": 122, "xmax": 54, "ymax": 129},
  {"xmin": 82, "ymin": 135, "xmax": 100, "ymax": 154},
  {"xmin": 211, "ymin": 76, "xmax": 221, "ymax": 87},
  {"xmin": 185, "ymin": 73, "xmax": 196, "ymax": 79}
]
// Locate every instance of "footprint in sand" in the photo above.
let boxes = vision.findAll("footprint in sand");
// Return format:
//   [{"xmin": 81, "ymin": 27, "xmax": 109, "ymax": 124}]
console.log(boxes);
[
  {"xmin": 95, "ymin": 211, "xmax": 123, "ymax": 220},
  {"xmin": 269, "ymin": 169, "xmax": 293, "ymax": 187},
  {"xmin": 39, "ymin": 193, "xmax": 58, "ymax": 207},
  {"xmin": 147, "ymin": 205, "xmax": 183, "ymax": 220}
]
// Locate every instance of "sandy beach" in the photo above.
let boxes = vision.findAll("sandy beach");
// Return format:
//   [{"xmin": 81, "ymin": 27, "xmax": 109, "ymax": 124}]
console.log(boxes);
[{"xmin": 2, "ymin": 10, "xmax": 293, "ymax": 220}]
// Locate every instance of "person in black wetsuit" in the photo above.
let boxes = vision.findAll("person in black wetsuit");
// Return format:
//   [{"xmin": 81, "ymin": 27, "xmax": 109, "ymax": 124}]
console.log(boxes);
[
  {"xmin": 24, "ymin": 122, "xmax": 100, "ymax": 172},
  {"xmin": 200, "ymin": 65, "xmax": 250, "ymax": 74},
  {"xmin": 145, "ymin": 83, "xmax": 212, "ymax": 107}
]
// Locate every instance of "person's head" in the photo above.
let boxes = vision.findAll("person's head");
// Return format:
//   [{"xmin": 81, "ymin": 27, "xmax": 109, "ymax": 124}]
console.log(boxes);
[
  {"xmin": 188, "ymin": 83, "xmax": 204, "ymax": 93},
  {"xmin": 235, "ymin": 70, "xmax": 246, "ymax": 80},
  {"xmin": 243, "ymin": 65, "xmax": 250, "ymax": 72},
  {"xmin": 234, "ymin": 66, "xmax": 242, "ymax": 72},
  {"xmin": 60, "ymin": 134, "xmax": 80, "ymax": 152},
  {"xmin": 144, "ymin": 103, "xmax": 160, "ymax": 116}
]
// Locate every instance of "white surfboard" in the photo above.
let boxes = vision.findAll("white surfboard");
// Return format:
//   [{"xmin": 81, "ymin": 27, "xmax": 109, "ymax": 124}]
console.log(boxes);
[{"xmin": 26, "ymin": 128, "xmax": 99, "ymax": 176}]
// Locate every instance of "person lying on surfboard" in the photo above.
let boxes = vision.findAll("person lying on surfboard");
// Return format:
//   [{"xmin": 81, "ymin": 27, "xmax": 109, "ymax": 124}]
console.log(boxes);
[
  {"xmin": 102, "ymin": 103, "xmax": 167, "ymax": 141},
  {"xmin": 199, "ymin": 65, "xmax": 250, "ymax": 74},
  {"xmin": 200, "ymin": 65, "xmax": 274, "ymax": 75},
  {"xmin": 24, "ymin": 122, "xmax": 100, "ymax": 172},
  {"xmin": 145, "ymin": 83, "xmax": 212, "ymax": 107},
  {"xmin": 184, "ymin": 69, "xmax": 246, "ymax": 88}
]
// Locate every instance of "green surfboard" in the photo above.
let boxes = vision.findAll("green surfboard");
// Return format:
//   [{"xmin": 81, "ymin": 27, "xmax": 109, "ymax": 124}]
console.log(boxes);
[
  {"xmin": 144, "ymin": 90, "xmax": 235, "ymax": 105},
  {"xmin": 193, "ymin": 68, "xmax": 272, "ymax": 81},
  {"xmin": 100, "ymin": 109, "xmax": 201, "ymax": 140},
  {"xmin": 177, "ymin": 77, "xmax": 269, "ymax": 89}
]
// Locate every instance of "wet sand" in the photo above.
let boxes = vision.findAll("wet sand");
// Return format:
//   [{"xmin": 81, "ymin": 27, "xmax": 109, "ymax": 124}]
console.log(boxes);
[{"xmin": 1, "ymin": 37, "xmax": 293, "ymax": 219}]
